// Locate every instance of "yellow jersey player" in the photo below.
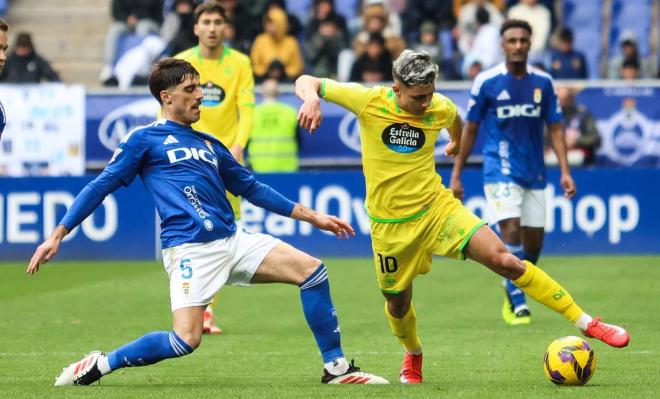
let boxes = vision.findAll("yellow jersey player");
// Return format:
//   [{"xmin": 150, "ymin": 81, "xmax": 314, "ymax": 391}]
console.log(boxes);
[
  {"xmin": 175, "ymin": 1, "xmax": 255, "ymax": 335},
  {"xmin": 295, "ymin": 49, "xmax": 629, "ymax": 385}
]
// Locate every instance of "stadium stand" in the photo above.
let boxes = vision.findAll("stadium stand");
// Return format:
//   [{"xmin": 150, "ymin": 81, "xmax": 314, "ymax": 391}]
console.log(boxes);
[
  {"xmin": 4, "ymin": 0, "xmax": 111, "ymax": 86},
  {"xmin": 562, "ymin": 0, "xmax": 603, "ymax": 79}
]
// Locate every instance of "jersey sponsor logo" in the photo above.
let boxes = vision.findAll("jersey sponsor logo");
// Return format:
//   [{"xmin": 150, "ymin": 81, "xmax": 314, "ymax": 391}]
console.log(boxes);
[
  {"xmin": 201, "ymin": 82, "xmax": 225, "ymax": 107},
  {"xmin": 496, "ymin": 104, "xmax": 541, "ymax": 119},
  {"xmin": 183, "ymin": 185, "xmax": 211, "ymax": 223},
  {"xmin": 381, "ymin": 123, "xmax": 426, "ymax": 153},
  {"xmin": 167, "ymin": 147, "xmax": 218, "ymax": 167},
  {"xmin": 496, "ymin": 90, "xmax": 511, "ymax": 101},
  {"xmin": 163, "ymin": 135, "xmax": 179, "ymax": 145}
]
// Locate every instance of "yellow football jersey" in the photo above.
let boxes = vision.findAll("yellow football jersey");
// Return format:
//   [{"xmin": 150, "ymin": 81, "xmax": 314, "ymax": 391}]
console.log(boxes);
[
  {"xmin": 176, "ymin": 46, "xmax": 255, "ymax": 148},
  {"xmin": 321, "ymin": 79, "xmax": 457, "ymax": 221}
]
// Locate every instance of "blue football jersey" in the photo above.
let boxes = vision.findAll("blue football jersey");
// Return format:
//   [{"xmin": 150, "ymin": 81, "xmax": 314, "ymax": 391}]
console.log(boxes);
[
  {"xmin": 105, "ymin": 119, "xmax": 259, "ymax": 248},
  {"xmin": 466, "ymin": 63, "xmax": 562, "ymax": 189}
]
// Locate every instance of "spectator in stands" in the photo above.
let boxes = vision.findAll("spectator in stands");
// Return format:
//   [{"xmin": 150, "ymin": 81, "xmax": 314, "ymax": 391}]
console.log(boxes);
[
  {"xmin": 250, "ymin": 6, "xmax": 304, "ymax": 82},
  {"xmin": 608, "ymin": 33, "xmax": 653, "ymax": 79},
  {"xmin": 413, "ymin": 21, "xmax": 442, "ymax": 68},
  {"xmin": 455, "ymin": 0, "xmax": 504, "ymax": 58},
  {"xmin": 545, "ymin": 86, "xmax": 600, "ymax": 166},
  {"xmin": 100, "ymin": 0, "xmax": 162, "ymax": 84},
  {"xmin": 461, "ymin": 6, "xmax": 501, "ymax": 78},
  {"xmin": 466, "ymin": 60, "xmax": 483, "ymax": 80},
  {"xmin": 304, "ymin": 0, "xmax": 348, "ymax": 43},
  {"xmin": 402, "ymin": 0, "xmax": 455, "ymax": 45},
  {"xmin": 160, "ymin": 0, "xmax": 196, "ymax": 56},
  {"xmin": 549, "ymin": 28, "xmax": 587, "ymax": 80},
  {"xmin": 248, "ymin": 79, "xmax": 299, "ymax": 173},
  {"xmin": 619, "ymin": 57, "xmax": 641, "ymax": 81},
  {"xmin": 267, "ymin": 0, "xmax": 304, "ymax": 38},
  {"xmin": 350, "ymin": 32, "xmax": 392, "ymax": 82},
  {"xmin": 352, "ymin": 0, "xmax": 406, "ymax": 63},
  {"xmin": 507, "ymin": 0, "xmax": 550, "ymax": 58},
  {"xmin": 217, "ymin": 0, "xmax": 260, "ymax": 54},
  {"xmin": 305, "ymin": 16, "xmax": 347, "ymax": 79},
  {"xmin": 0, "ymin": 32, "xmax": 60, "ymax": 83}
]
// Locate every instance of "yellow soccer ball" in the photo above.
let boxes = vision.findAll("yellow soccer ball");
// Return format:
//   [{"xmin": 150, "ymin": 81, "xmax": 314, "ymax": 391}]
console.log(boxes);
[{"xmin": 543, "ymin": 336, "xmax": 596, "ymax": 386}]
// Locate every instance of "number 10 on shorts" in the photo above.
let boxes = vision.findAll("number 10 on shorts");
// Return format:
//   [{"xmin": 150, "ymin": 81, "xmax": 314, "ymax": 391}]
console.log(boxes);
[{"xmin": 378, "ymin": 253, "xmax": 398, "ymax": 273}]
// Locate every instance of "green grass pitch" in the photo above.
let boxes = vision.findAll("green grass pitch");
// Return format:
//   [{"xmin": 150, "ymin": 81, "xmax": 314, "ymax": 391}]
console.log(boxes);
[{"xmin": 1, "ymin": 256, "xmax": 658, "ymax": 398}]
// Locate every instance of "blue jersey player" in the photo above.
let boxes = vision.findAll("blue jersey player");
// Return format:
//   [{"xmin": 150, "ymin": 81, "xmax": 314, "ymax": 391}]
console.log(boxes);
[
  {"xmin": 451, "ymin": 20, "xmax": 577, "ymax": 326},
  {"xmin": 27, "ymin": 58, "xmax": 388, "ymax": 386},
  {"xmin": 0, "ymin": 18, "xmax": 8, "ymax": 139}
]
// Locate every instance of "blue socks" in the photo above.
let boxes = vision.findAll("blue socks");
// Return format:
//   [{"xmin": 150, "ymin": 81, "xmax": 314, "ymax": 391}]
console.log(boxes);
[
  {"xmin": 299, "ymin": 264, "xmax": 344, "ymax": 363},
  {"xmin": 108, "ymin": 331, "xmax": 193, "ymax": 370},
  {"xmin": 503, "ymin": 242, "xmax": 529, "ymax": 313}
]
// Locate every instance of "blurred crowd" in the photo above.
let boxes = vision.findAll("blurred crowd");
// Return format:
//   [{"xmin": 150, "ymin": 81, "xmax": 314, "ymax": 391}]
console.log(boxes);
[{"xmin": 0, "ymin": 0, "xmax": 657, "ymax": 85}]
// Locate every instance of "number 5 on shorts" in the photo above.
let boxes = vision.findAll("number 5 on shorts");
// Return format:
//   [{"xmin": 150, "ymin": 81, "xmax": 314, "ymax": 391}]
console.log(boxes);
[
  {"xmin": 180, "ymin": 259, "xmax": 193, "ymax": 279},
  {"xmin": 377, "ymin": 253, "xmax": 398, "ymax": 273}
]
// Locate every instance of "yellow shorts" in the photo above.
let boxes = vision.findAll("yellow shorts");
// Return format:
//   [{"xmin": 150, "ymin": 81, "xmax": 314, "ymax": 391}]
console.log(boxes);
[{"xmin": 370, "ymin": 187, "xmax": 486, "ymax": 293}]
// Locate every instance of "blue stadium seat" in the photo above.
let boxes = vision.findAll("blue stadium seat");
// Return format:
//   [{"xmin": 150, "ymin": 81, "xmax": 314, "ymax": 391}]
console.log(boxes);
[
  {"xmin": 0, "ymin": 0, "xmax": 7, "ymax": 16},
  {"xmin": 113, "ymin": 33, "xmax": 144, "ymax": 66},
  {"xmin": 563, "ymin": 0, "xmax": 603, "ymax": 79},
  {"xmin": 335, "ymin": 0, "xmax": 359, "ymax": 21},
  {"xmin": 287, "ymin": 0, "xmax": 312, "ymax": 25},
  {"xmin": 609, "ymin": 0, "xmax": 651, "ymax": 57}
]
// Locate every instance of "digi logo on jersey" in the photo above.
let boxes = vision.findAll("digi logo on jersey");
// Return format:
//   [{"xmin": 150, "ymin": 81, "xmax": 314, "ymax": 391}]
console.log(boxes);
[
  {"xmin": 201, "ymin": 82, "xmax": 225, "ymax": 107},
  {"xmin": 167, "ymin": 147, "xmax": 218, "ymax": 167},
  {"xmin": 381, "ymin": 123, "xmax": 425, "ymax": 153},
  {"xmin": 496, "ymin": 104, "xmax": 541, "ymax": 119}
]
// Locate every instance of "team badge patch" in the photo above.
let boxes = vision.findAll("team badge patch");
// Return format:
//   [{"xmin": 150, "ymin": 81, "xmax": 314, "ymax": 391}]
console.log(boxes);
[
  {"xmin": 201, "ymin": 82, "xmax": 225, "ymax": 106},
  {"xmin": 534, "ymin": 88, "xmax": 542, "ymax": 104},
  {"xmin": 204, "ymin": 140, "xmax": 214, "ymax": 153},
  {"xmin": 381, "ymin": 123, "xmax": 425, "ymax": 153}
]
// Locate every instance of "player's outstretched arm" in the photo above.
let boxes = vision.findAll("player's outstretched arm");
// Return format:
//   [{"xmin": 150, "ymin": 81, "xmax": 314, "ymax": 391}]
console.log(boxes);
[
  {"xmin": 547, "ymin": 122, "xmax": 576, "ymax": 198},
  {"xmin": 450, "ymin": 120, "xmax": 480, "ymax": 201},
  {"xmin": 27, "ymin": 225, "xmax": 69, "ymax": 274},
  {"xmin": 294, "ymin": 75, "xmax": 324, "ymax": 133},
  {"xmin": 26, "ymin": 170, "xmax": 124, "ymax": 275},
  {"xmin": 290, "ymin": 204, "xmax": 355, "ymax": 239}
]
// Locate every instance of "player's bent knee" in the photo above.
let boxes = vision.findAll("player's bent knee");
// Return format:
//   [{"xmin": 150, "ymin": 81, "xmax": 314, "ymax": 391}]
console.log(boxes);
[
  {"xmin": 176, "ymin": 330, "xmax": 202, "ymax": 350},
  {"xmin": 489, "ymin": 252, "xmax": 524, "ymax": 280}
]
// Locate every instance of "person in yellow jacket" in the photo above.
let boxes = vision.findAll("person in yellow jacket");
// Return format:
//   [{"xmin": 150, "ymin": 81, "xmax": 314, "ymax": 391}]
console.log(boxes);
[
  {"xmin": 250, "ymin": 6, "xmax": 304, "ymax": 82},
  {"xmin": 175, "ymin": 1, "xmax": 255, "ymax": 334},
  {"xmin": 249, "ymin": 79, "xmax": 299, "ymax": 172}
]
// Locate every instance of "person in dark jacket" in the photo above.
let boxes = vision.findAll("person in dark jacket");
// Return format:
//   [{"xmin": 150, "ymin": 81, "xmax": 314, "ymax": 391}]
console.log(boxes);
[
  {"xmin": 100, "ymin": 0, "xmax": 162, "ymax": 83},
  {"xmin": 0, "ymin": 32, "xmax": 60, "ymax": 83},
  {"xmin": 549, "ymin": 28, "xmax": 587, "ymax": 79}
]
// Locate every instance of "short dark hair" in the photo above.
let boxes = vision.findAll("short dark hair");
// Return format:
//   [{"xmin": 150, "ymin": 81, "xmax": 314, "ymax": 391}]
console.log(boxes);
[
  {"xmin": 194, "ymin": 1, "xmax": 227, "ymax": 24},
  {"xmin": 0, "ymin": 18, "xmax": 8, "ymax": 32},
  {"xmin": 558, "ymin": 28, "xmax": 573, "ymax": 44},
  {"xmin": 149, "ymin": 58, "xmax": 200, "ymax": 104},
  {"xmin": 476, "ymin": 7, "xmax": 490, "ymax": 25},
  {"xmin": 621, "ymin": 57, "xmax": 640, "ymax": 70},
  {"xmin": 15, "ymin": 32, "xmax": 33, "ymax": 49},
  {"xmin": 500, "ymin": 19, "xmax": 532, "ymax": 36}
]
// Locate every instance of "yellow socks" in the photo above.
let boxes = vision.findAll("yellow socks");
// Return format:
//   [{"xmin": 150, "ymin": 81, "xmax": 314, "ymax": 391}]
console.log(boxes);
[
  {"xmin": 514, "ymin": 261, "xmax": 584, "ymax": 323},
  {"xmin": 385, "ymin": 302, "xmax": 422, "ymax": 354}
]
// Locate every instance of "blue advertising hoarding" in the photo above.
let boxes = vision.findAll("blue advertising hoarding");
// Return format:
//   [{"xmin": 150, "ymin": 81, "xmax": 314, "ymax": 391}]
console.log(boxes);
[
  {"xmin": 84, "ymin": 90, "xmax": 477, "ymax": 168},
  {"xmin": 2, "ymin": 168, "xmax": 656, "ymax": 260},
  {"xmin": 0, "ymin": 177, "xmax": 157, "ymax": 261},
  {"xmin": 84, "ymin": 85, "xmax": 660, "ymax": 169}
]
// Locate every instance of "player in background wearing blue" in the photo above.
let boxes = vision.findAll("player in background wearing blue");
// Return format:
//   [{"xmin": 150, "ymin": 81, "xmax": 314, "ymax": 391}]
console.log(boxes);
[
  {"xmin": 450, "ymin": 19, "xmax": 576, "ymax": 326},
  {"xmin": 27, "ymin": 58, "xmax": 388, "ymax": 386},
  {"xmin": 0, "ymin": 18, "xmax": 9, "ymax": 139}
]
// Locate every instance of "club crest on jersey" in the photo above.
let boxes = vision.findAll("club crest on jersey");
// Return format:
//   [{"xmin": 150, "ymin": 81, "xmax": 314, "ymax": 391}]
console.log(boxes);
[
  {"xmin": 204, "ymin": 140, "xmax": 214, "ymax": 153},
  {"xmin": 201, "ymin": 82, "xmax": 225, "ymax": 107},
  {"xmin": 534, "ymin": 88, "xmax": 542, "ymax": 103},
  {"xmin": 381, "ymin": 123, "xmax": 426, "ymax": 153},
  {"xmin": 167, "ymin": 147, "xmax": 218, "ymax": 167}
]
